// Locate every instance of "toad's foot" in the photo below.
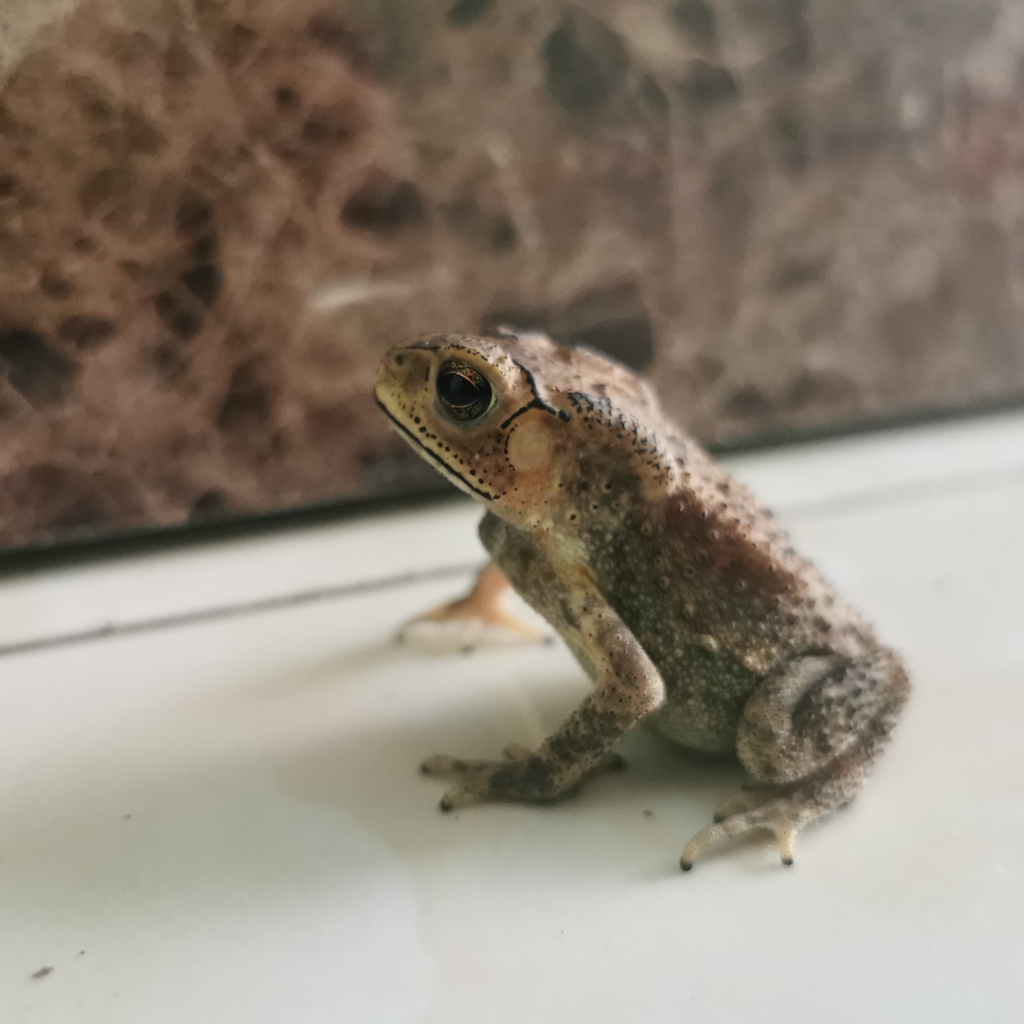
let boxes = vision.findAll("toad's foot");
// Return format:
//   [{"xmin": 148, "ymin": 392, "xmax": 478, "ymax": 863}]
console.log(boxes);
[
  {"xmin": 682, "ymin": 651, "xmax": 910, "ymax": 871},
  {"xmin": 680, "ymin": 797, "xmax": 811, "ymax": 870},
  {"xmin": 681, "ymin": 771, "xmax": 849, "ymax": 870},
  {"xmin": 422, "ymin": 746, "xmax": 626, "ymax": 811},
  {"xmin": 398, "ymin": 562, "xmax": 547, "ymax": 653}
]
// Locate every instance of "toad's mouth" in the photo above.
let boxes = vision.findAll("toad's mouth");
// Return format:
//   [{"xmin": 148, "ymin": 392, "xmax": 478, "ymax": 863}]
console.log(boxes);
[{"xmin": 373, "ymin": 395, "xmax": 497, "ymax": 502}]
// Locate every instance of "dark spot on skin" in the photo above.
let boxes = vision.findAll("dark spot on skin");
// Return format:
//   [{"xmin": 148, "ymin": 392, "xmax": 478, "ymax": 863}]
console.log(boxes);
[
  {"xmin": 58, "ymin": 315, "xmax": 116, "ymax": 350},
  {"xmin": 341, "ymin": 172, "xmax": 425, "ymax": 232},
  {"xmin": 670, "ymin": 0, "xmax": 717, "ymax": 43},
  {"xmin": 154, "ymin": 291, "xmax": 201, "ymax": 340},
  {"xmin": 72, "ymin": 235, "xmax": 97, "ymax": 253},
  {"xmin": 0, "ymin": 172, "xmax": 17, "ymax": 197},
  {"xmin": 542, "ymin": 11, "xmax": 627, "ymax": 114},
  {"xmin": 180, "ymin": 264, "xmax": 223, "ymax": 307},
  {"xmin": 678, "ymin": 61, "xmax": 739, "ymax": 110},
  {"xmin": 40, "ymin": 274, "xmax": 74, "ymax": 299},
  {"xmin": 175, "ymin": 189, "xmax": 213, "ymax": 236},
  {"xmin": 275, "ymin": 85, "xmax": 299, "ymax": 107},
  {"xmin": 0, "ymin": 329, "xmax": 79, "ymax": 403},
  {"xmin": 448, "ymin": 0, "xmax": 494, "ymax": 27}
]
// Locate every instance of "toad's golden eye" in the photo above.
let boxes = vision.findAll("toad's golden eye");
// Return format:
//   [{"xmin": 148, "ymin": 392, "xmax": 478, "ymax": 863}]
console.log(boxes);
[{"xmin": 436, "ymin": 361, "xmax": 493, "ymax": 422}]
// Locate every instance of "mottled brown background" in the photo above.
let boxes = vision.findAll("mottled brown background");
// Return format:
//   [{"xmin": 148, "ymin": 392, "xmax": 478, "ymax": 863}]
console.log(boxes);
[{"xmin": 1, "ymin": 0, "xmax": 1023, "ymax": 548}]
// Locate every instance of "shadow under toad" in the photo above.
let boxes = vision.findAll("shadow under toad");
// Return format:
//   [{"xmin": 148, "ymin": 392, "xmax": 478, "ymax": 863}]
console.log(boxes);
[
  {"xmin": 218, "ymin": 636, "xmax": 775, "ymax": 880},
  {"xmin": 0, "ymin": 641, "xmax": 799, "ymax": 924}
]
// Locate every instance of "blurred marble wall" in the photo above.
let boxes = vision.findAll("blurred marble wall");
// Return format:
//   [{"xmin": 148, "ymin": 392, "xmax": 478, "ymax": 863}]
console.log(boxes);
[{"xmin": 1, "ymin": 0, "xmax": 1022, "ymax": 547}]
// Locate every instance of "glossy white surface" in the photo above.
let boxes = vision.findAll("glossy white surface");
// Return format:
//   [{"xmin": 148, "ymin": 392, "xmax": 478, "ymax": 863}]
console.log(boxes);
[{"xmin": 1, "ymin": 412, "xmax": 1022, "ymax": 1022}]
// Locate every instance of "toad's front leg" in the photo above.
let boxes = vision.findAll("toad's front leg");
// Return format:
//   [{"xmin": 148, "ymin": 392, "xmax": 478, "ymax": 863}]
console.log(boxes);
[{"xmin": 422, "ymin": 612, "xmax": 665, "ymax": 810}]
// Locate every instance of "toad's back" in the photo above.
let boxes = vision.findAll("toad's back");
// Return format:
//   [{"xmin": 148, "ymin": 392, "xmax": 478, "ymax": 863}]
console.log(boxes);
[{"xmin": 536, "ymin": 431, "xmax": 876, "ymax": 751}]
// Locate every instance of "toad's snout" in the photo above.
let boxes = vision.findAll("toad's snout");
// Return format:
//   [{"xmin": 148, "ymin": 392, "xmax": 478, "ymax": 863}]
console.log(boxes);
[{"xmin": 375, "ymin": 347, "xmax": 434, "ymax": 416}]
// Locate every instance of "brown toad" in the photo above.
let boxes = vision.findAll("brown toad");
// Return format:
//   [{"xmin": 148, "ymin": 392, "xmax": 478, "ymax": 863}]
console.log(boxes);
[{"xmin": 374, "ymin": 330, "xmax": 909, "ymax": 869}]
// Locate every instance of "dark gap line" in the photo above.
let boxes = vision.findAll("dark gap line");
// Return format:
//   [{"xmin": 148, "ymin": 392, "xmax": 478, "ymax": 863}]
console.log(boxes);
[{"xmin": 0, "ymin": 562, "xmax": 483, "ymax": 661}]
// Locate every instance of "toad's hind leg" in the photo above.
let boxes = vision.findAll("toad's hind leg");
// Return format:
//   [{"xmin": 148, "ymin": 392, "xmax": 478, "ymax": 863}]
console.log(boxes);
[
  {"xmin": 681, "ymin": 650, "xmax": 909, "ymax": 870},
  {"xmin": 397, "ymin": 561, "xmax": 547, "ymax": 651}
]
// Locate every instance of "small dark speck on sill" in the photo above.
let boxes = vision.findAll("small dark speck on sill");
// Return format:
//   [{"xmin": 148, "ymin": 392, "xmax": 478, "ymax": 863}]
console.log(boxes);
[
  {"xmin": 31, "ymin": 966, "xmax": 53, "ymax": 980},
  {"xmin": 642, "ymin": 808, "xmax": 654, "ymax": 817},
  {"xmin": 123, "ymin": 814, "xmax": 131, "ymax": 820}
]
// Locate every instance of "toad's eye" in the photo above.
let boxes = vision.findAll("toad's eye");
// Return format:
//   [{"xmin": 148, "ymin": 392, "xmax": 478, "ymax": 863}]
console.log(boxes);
[{"xmin": 436, "ymin": 361, "xmax": 493, "ymax": 422}]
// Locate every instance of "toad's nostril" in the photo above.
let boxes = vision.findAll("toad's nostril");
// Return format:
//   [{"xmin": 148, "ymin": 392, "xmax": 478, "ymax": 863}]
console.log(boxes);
[{"xmin": 394, "ymin": 353, "xmax": 405, "ymax": 367}]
